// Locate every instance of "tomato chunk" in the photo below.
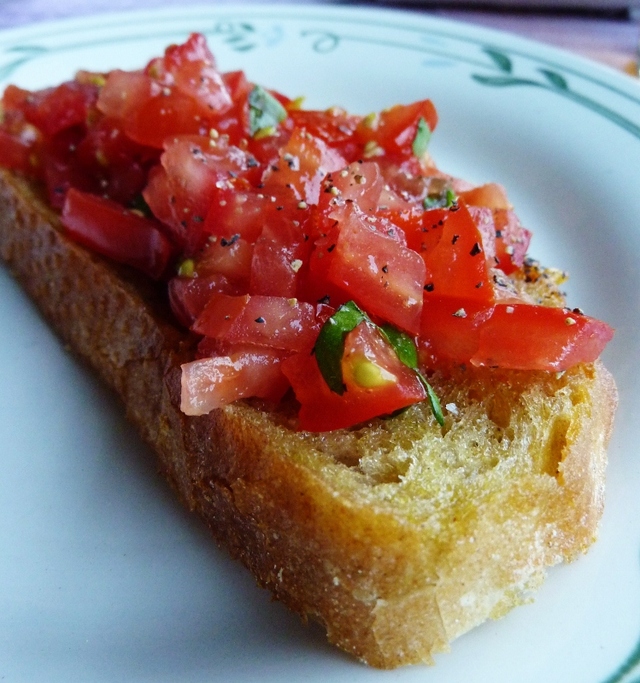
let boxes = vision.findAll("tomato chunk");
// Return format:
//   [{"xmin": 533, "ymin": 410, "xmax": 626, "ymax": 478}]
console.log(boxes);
[
  {"xmin": 327, "ymin": 207, "xmax": 425, "ymax": 333},
  {"xmin": 193, "ymin": 293, "xmax": 321, "ymax": 353},
  {"xmin": 470, "ymin": 303, "xmax": 615, "ymax": 371},
  {"xmin": 420, "ymin": 202, "xmax": 494, "ymax": 302},
  {"xmin": 61, "ymin": 188, "xmax": 174, "ymax": 279},
  {"xmin": 181, "ymin": 344, "xmax": 289, "ymax": 415}
]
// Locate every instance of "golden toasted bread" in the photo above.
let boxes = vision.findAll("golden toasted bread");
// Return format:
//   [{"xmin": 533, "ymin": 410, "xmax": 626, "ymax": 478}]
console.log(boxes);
[{"xmin": 0, "ymin": 167, "xmax": 617, "ymax": 667}]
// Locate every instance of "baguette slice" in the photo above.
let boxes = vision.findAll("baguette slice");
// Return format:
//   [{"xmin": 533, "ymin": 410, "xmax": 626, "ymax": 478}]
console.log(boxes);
[{"xmin": 0, "ymin": 167, "xmax": 617, "ymax": 668}]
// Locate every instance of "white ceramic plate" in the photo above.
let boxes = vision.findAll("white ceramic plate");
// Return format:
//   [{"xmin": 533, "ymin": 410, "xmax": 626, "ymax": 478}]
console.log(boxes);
[{"xmin": 1, "ymin": 5, "xmax": 639, "ymax": 681}]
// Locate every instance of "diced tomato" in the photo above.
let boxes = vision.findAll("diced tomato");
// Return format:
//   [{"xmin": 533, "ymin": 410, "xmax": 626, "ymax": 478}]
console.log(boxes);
[
  {"xmin": 320, "ymin": 211, "xmax": 425, "ymax": 333},
  {"xmin": 249, "ymin": 213, "xmax": 313, "ymax": 297},
  {"xmin": 458, "ymin": 183, "xmax": 510, "ymax": 210},
  {"xmin": 356, "ymin": 99, "xmax": 438, "ymax": 161},
  {"xmin": 97, "ymin": 34, "xmax": 234, "ymax": 149},
  {"xmin": 61, "ymin": 188, "xmax": 175, "ymax": 279},
  {"xmin": 493, "ymin": 209, "xmax": 532, "ymax": 274},
  {"xmin": 470, "ymin": 303, "xmax": 615, "ymax": 371},
  {"xmin": 202, "ymin": 186, "xmax": 270, "ymax": 244},
  {"xmin": 3, "ymin": 81, "xmax": 99, "ymax": 137},
  {"xmin": 143, "ymin": 135, "xmax": 253, "ymax": 250},
  {"xmin": 325, "ymin": 207, "xmax": 425, "ymax": 333},
  {"xmin": 261, "ymin": 127, "xmax": 346, "ymax": 205},
  {"xmin": 97, "ymin": 71, "xmax": 212, "ymax": 148},
  {"xmin": 420, "ymin": 202, "xmax": 494, "ymax": 302},
  {"xmin": 180, "ymin": 344, "xmax": 289, "ymax": 415},
  {"xmin": 193, "ymin": 234, "xmax": 254, "ymax": 288},
  {"xmin": 282, "ymin": 321, "xmax": 426, "ymax": 431},
  {"xmin": 0, "ymin": 129, "xmax": 34, "ymax": 171},
  {"xmin": 193, "ymin": 293, "xmax": 321, "ymax": 353},
  {"xmin": 319, "ymin": 161, "xmax": 384, "ymax": 216},
  {"xmin": 0, "ymin": 32, "xmax": 616, "ymax": 431},
  {"xmin": 419, "ymin": 297, "xmax": 492, "ymax": 367},
  {"xmin": 168, "ymin": 273, "xmax": 241, "ymax": 327},
  {"xmin": 288, "ymin": 106, "xmax": 361, "ymax": 160},
  {"xmin": 146, "ymin": 33, "xmax": 233, "ymax": 115}
]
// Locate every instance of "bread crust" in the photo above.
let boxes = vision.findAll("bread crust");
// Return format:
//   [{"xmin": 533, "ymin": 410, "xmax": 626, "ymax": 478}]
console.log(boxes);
[{"xmin": 0, "ymin": 168, "xmax": 617, "ymax": 668}]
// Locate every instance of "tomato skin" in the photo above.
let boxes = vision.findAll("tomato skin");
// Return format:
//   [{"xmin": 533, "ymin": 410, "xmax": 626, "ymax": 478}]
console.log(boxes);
[
  {"xmin": 327, "ymin": 207, "xmax": 426, "ymax": 334},
  {"xmin": 3, "ymin": 81, "xmax": 99, "ymax": 137},
  {"xmin": 282, "ymin": 322, "xmax": 426, "ymax": 432},
  {"xmin": 61, "ymin": 188, "xmax": 175, "ymax": 279},
  {"xmin": 192, "ymin": 293, "xmax": 321, "ymax": 353},
  {"xmin": 356, "ymin": 99, "xmax": 438, "ymax": 161},
  {"xmin": 168, "ymin": 273, "xmax": 241, "ymax": 327},
  {"xmin": 261, "ymin": 127, "xmax": 346, "ymax": 205},
  {"xmin": 0, "ymin": 129, "xmax": 34, "ymax": 172},
  {"xmin": 180, "ymin": 344, "xmax": 289, "ymax": 416},
  {"xmin": 143, "ymin": 135, "xmax": 254, "ymax": 251},
  {"xmin": 146, "ymin": 33, "xmax": 233, "ymax": 115},
  {"xmin": 470, "ymin": 304, "xmax": 615, "ymax": 371},
  {"xmin": 420, "ymin": 202, "xmax": 494, "ymax": 303}
]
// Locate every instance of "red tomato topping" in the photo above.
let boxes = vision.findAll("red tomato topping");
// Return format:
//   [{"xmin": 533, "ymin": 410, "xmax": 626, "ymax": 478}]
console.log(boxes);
[
  {"xmin": 326, "ymin": 207, "xmax": 425, "ymax": 334},
  {"xmin": 193, "ymin": 293, "xmax": 321, "ymax": 353},
  {"xmin": 61, "ymin": 188, "xmax": 174, "ymax": 279},
  {"xmin": 0, "ymin": 32, "xmax": 615, "ymax": 430},
  {"xmin": 470, "ymin": 303, "xmax": 615, "ymax": 371},
  {"xmin": 181, "ymin": 344, "xmax": 289, "ymax": 416}
]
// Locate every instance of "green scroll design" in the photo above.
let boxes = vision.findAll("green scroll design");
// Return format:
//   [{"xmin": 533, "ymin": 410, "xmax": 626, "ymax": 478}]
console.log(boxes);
[
  {"xmin": 0, "ymin": 45, "xmax": 48, "ymax": 81},
  {"xmin": 600, "ymin": 635, "xmax": 640, "ymax": 683},
  {"xmin": 472, "ymin": 47, "xmax": 640, "ymax": 141}
]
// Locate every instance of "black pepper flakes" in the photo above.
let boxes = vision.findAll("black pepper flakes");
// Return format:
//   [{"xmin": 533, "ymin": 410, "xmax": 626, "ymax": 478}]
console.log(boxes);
[
  {"xmin": 452, "ymin": 234, "xmax": 460, "ymax": 245},
  {"xmin": 470, "ymin": 242, "xmax": 482, "ymax": 256},
  {"xmin": 220, "ymin": 234, "xmax": 240, "ymax": 247},
  {"xmin": 255, "ymin": 316, "xmax": 266, "ymax": 324},
  {"xmin": 382, "ymin": 265, "xmax": 389, "ymax": 273},
  {"xmin": 424, "ymin": 282, "xmax": 435, "ymax": 292}
]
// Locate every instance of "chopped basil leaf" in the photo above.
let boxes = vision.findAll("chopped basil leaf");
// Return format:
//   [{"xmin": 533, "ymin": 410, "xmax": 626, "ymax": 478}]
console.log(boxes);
[
  {"xmin": 380, "ymin": 323, "xmax": 445, "ymax": 426},
  {"xmin": 423, "ymin": 187, "xmax": 457, "ymax": 210},
  {"xmin": 419, "ymin": 375, "xmax": 445, "ymax": 427},
  {"xmin": 411, "ymin": 117, "xmax": 431, "ymax": 158},
  {"xmin": 313, "ymin": 301, "xmax": 367, "ymax": 395},
  {"xmin": 248, "ymin": 85, "xmax": 287, "ymax": 137},
  {"xmin": 379, "ymin": 324, "xmax": 419, "ymax": 369}
]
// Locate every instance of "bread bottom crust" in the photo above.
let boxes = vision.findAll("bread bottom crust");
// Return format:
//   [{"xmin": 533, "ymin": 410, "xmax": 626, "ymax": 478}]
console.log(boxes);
[{"xmin": 0, "ymin": 168, "xmax": 618, "ymax": 668}]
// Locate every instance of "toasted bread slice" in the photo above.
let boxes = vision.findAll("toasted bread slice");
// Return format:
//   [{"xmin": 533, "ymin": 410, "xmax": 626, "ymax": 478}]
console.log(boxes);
[{"xmin": 0, "ymin": 167, "xmax": 617, "ymax": 668}]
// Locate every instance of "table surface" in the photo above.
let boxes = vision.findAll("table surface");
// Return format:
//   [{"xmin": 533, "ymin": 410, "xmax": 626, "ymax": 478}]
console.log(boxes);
[{"xmin": 0, "ymin": 0, "xmax": 637, "ymax": 76}]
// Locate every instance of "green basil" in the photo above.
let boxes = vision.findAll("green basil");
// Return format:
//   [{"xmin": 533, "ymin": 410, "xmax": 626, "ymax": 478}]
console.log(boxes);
[
  {"xmin": 380, "ymin": 324, "xmax": 444, "ymax": 426},
  {"xmin": 423, "ymin": 187, "xmax": 457, "ymax": 210},
  {"xmin": 313, "ymin": 301, "xmax": 367, "ymax": 395},
  {"xmin": 379, "ymin": 324, "xmax": 419, "ymax": 369},
  {"xmin": 411, "ymin": 117, "xmax": 431, "ymax": 158},
  {"xmin": 248, "ymin": 85, "xmax": 287, "ymax": 137}
]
